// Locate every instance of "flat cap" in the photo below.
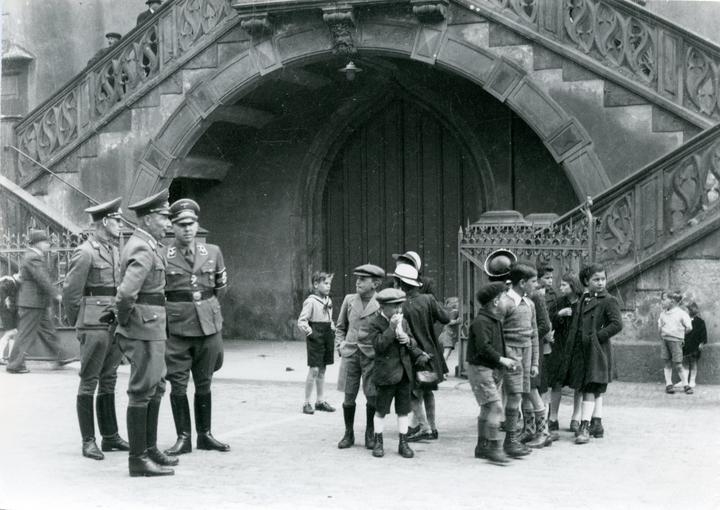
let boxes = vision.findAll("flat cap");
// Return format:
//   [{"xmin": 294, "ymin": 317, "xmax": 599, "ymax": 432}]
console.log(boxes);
[
  {"xmin": 476, "ymin": 282, "xmax": 507, "ymax": 306},
  {"xmin": 390, "ymin": 263, "xmax": 421, "ymax": 287},
  {"xmin": 146, "ymin": 0, "xmax": 162, "ymax": 4},
  {"xmin": 105, "ymin": 32, "xmax": 122, "ymax": 40},
  {"xmin": 392, "ymin": 250, "xmax": 422, "ymax": 271},
  {"xmin": 128, "ymin": 189, "xmax": 170, "ymax": 217},
  {"xmin": 376, "ymin": 288, "xmax": 406, "ymax": 304},
  {"xmin": 85, "ymin": 197, "xmax": 122, "ymax": 222},
  {"xmin": 27, "ymin": 229, "xmax": 49, "ymax": 245},
  {"xmin": 169, "ymin": 198, "xmax": 199, "ymax": 224},
  {"xmin": 353, "ymin": 263, "xmax": 385, "ymax": 279}
]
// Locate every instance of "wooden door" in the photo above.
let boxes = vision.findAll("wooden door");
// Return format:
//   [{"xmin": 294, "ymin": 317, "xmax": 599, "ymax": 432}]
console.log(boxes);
[{"xmin": 323, "ymin": 97, "xmax": 483, "ymax": 303}]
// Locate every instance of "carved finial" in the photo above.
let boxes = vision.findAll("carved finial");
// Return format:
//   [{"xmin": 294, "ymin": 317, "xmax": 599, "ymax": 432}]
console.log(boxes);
[{"xmin": 322, "ymin": 6, "xmax": 356, "ymax": 56}]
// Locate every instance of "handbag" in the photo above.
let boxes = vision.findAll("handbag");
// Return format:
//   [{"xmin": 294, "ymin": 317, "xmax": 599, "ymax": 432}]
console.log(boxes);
[{"xmin": 415, "ymin": 361, "xmax": 439, "ymax": 388}]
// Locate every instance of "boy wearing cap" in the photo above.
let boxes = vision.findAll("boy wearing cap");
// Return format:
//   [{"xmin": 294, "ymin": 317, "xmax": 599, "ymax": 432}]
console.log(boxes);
[
  {"xmin": 497, "ymin": 263, "xmax": 539, "ymax": 458},
  {"xmin": 467, "ymin": 282, "xmax": 517, "ymax": 464},
  {"xmin": 115, "ymin": 189, "xmax": 176, "ymax": 477},
  {"xmin": 162, "ymin": 199, "xmax": 230, "ymax": 456},
  {"xmin": 335, "ymin": 263, "xmax": 385, "ymax": 450},
  {"xmin": 367, "ymin": 288, "xmax": 429, "ymax": 459},
  {"xmin": 297, "ymin": 271, "xmax": 336, "ymax": 415},
  {"xmin": 63, "ymin": 198, "xmax": 129, "ymax": 460},
  {"xmin": 6, "ymin": 230, "xmax": 62, "ymax": 374}
]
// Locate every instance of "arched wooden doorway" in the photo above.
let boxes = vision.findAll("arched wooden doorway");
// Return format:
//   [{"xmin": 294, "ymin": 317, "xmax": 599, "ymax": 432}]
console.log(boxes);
[{"xmin": 323, "ymin": 94, "xmax": 484, "ymax": 302}]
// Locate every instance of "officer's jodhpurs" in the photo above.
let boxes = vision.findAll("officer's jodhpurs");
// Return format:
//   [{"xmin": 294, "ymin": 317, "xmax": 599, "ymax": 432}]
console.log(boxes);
[
  {"xmin": 78, "ymin": 330, "xmax": 123, "ymax": 395},
  {"xmin": 165, "ymin": 332, "xmax": 222, "ymax": 395},
  {"xmin": 116, "ymin": 334, "xmax": 166, "ymax": 405}
]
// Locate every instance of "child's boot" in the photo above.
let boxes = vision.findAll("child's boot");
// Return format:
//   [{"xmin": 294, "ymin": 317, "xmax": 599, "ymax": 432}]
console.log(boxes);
[
  {"xmin": 372, "ymin": 433, "xmax": 384, "ymax": 457},
  {"xmin": 569, "ymin": 419, "xmax": 580, "ymax": 435},
  {"xmin": 518, "ymin": 409, "xmax": 535, "ymax": 444},
  {"xmin": 527, "ymin": 412, "xmax": 551, "ymax": 449},
  {"xmin": 337, "ymin": 403, "xmax": 355, "ymax": 449},
  {"xmin": 548, "ymin": 420, "xmax": 560, "ymax": 442},
  {"xmin": 503, "ymin": 412, "xmax": 530, "ymax": 458},
  {"xmin": 365, "ymin": 404, "xmax": 376, "ymax": 449},
  {"xmin": 398, "ymin": 433, "xmax": 414, "ymax": 458},
  {"xmin": 589, "ymin": 417, "xmax": 604, "ymax": 438},
  {"xmin": 483, "ymin": 440, "xmax": 510, "ymax": 464},
  {"xmin": 474, "ymin": 418, "xmax": 487, "ymax": 459},
  {"xmin": 575, "ymin": 420, "xmax": 590, "ymax": 444}
]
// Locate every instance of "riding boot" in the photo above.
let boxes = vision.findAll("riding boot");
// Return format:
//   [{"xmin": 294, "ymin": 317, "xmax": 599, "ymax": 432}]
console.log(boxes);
[
  {"xmin": 398, "ymin": 433, "xmax": 414, "ymax": 458},
  {"xmin": 365, "ymin": 404, "xmax": 376, "ymax": 449},
  {"xmin": 337, "ymin": 403, "xmax": 355, "ymax": 449},
  {"xmin": 127, "ymin": 405, "xmax": 173, "ymax": 477},
  {"xmin": 195, "ymin": 393, "xmax": 230, "ymax": 451},
  {"xmin": 77, "ymin": 395, "xmax": 103, "ymax": 460},
  {"xmin": 146, "ymin": 398, "xmax": 179, "ymax": 466},
  {"xmin": 165, "ymin": 394, "xmax": 192, "ymax": 455},
  {"xmin": 96, "ymin": 393, "xmax": 129, "ymax": 452}
]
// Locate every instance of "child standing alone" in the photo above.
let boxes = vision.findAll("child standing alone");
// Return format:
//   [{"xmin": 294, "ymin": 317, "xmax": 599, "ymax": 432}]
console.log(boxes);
[
  {"xmin": 683, "ymin": 302, "xmax": 707, "ymax": 389},
  {"xmin": 298, "ymin": 271, "xmax": 336, "ymax": 414},
  {"xmin": 658, "ymin": 290, "xmax": 693, "ymax": 395}
]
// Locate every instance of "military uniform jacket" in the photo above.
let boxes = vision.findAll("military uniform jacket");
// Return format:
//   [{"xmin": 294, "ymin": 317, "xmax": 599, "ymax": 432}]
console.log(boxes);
[
  {"xmin": 335, "ymin": 293, "xmax": 380, "ymax": 359},
  {"xmin": 63, "ymin": 235, "xmax": 120, "ymax": 329},
  {"xmin": 18, "ymin": 248, "xmax": 57, "ymax": 309},
  {"xmin": 163, "ymin": 239, "xmax": 226, "ymax": 337},
  {"xmin": 115, "ymin": 229, "xmax": 167, "ymax": 341}
]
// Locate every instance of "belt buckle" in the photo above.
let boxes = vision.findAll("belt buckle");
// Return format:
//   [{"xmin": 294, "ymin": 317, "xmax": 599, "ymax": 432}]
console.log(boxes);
[{"xmin": 192, "ymin": 291, "xmax": 202, "ymax": 301}]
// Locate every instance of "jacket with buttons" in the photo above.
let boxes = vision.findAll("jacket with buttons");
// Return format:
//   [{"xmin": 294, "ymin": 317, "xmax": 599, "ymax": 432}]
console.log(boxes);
[
  {"xmin": 162, "ymin": 239, "xmax": 226, "ymax": 337},
  {"xmin": 62, "ymin": 235, "xmax": 119, "ymax": 329},
  {"xmin": 334, "ymin": 293, "xmax": 380, "ymax": 358},
  {"xmin": 17, "ymin": 248, "xmax": 58, "ymax": 309},
  {"xmin": 368, "ymin": 312, "xmax": 425, "ymax": 386},
  {"xmin": 115, "ymin": 229, "xmax": 167, "ymax": 341}
]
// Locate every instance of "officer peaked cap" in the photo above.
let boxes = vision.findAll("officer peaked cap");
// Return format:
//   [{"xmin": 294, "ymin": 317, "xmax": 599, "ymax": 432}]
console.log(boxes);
[
  {"xmin": 84, "ymin": 197, "xmax": 122, "ymax": 222},
  {"xmin": 128, "ymin": 189, "xmax": 170, "ymax": 217},
  {"xmin": 376, "ymin": 288, "xmax": 406, "ymax": 304},
  {"xmin": 352, "ymin": 264, "xmax": 385, "ymax": 279},
  {"xmin": 169, "ymin": 198, "xmax": 200, "ymax": 224}
]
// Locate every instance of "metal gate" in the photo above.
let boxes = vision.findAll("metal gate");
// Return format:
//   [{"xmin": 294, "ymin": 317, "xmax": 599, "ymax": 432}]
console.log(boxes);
[{"xmin": 456, "ymin": 208, "xmax": 594, "ymax": 376}]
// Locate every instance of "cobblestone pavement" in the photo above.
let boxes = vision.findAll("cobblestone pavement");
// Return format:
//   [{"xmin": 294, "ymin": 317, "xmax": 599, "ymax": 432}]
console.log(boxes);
[{"xmin": 1, "ymin": 340, "xmax": 719, "ymax": 510}]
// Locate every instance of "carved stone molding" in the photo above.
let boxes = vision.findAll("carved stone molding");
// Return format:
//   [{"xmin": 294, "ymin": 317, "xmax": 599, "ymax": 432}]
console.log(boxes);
[
  {"xmin": 411, "ymin": 0, "xmax": 449, "ymax": 23},
  {"xmin": 239, "ymin": 13, "xmax": 272, "ymax": 37},
  {"xmin": 322, "ymin": 6, "xmax": 356, "ymax": 56}
]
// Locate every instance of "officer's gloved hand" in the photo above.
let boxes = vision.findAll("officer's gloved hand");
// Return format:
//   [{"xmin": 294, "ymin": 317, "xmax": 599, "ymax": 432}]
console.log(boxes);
[{"xmin": 98, "ymin": 305, "xmax": 117, "ymax": 326}]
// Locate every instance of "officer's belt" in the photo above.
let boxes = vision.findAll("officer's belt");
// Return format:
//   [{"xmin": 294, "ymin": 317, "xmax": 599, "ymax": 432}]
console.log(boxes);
[
  {"xmin": 165, "ymin": 290, "xmax": 214, "ymax": 302},
  {"xmin": 136, "ymin": 293, "xmax": 166, "ymax": 306},
  {"xmin": 84, "ymin": 287, "xmax": 116, "ymax": 297}
]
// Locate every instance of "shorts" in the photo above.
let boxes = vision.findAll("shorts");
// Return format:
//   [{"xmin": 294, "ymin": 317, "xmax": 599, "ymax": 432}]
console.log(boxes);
[
  {"xmin": 306, "ymin": 322, "xmax": 334, "ymax": 367},
  {"xmin": 503, "ymin": 344, "xmax": 531, "ymax": 394},
  {"xmin": 467, "ymin": 364, "xmax": 503, "ymax": 406},
  {"xmin": 337, "ymin": 349, "xmax": 376, "ymax": 398},
  {"xmin": 582, "ymin": 382, "xmax": 607, "ymax": 396},
  {"xmin": 375, "ymin": 373, "xmax": 411, "ymax": 416},
  {"xmin": 660, "ymin": 337, "xmax": 683, "ymax": 363}
]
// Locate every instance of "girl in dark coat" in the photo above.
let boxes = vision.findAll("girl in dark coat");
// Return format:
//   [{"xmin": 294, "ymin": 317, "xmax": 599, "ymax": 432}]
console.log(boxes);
[
  {"xmin": 547, "ymin": 272, "xmax": 584, "ymax": 434},
  {"xmin": 682, "ymin": 301, "xmax": 707, "ymax": 388},
  {"xmin": 392, "ymin": 264, "xmax": 449, "ymax": 441},
  {"xmin": 565, "ymin": 263, "xmax": 622, "ymax": 444}
]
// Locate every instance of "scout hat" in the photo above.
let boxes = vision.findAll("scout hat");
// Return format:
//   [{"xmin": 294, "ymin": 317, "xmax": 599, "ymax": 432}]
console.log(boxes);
[
  {"xmin": 390, "ymin": 263, "xmax": 421, "ymax": 287},
  {"xmin": 392, "ymin": 250, "xmax": 422, "ymax": 271},
  {"xmin": 27, "ymin": 229, "xmax": 49, "ymax": 245},
  {"xmin": 476, "ymin": 282, "xmax": 507, "ymax": 306},
  {"xmin": 84, "ymin": 197, "xmax": 122, "ymax": 222},
  {"xmin": 169, "ymin": 198, "xmax": 199, "ymax": 225},
  {"xmin": 353, "ymin": 264, "xmax": 385, "ymax": 279},
  {"xmin": 128, "ymin": 189, "xmax": 171, "ymax": 217},
  {"xmin": 375, "ymin": 288, "xmax": 406, "ymax": 304}
]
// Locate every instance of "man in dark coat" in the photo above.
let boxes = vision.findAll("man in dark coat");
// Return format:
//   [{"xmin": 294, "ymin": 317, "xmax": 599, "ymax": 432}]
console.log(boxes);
[
  {"xmin": 87, "ymin": 32, "xmax": 121, "ymax": 67},
  {"xmin": 367, "ymin": 288, "xmax": 428, "ymax": 459},
  {"xmin": 63, "ymin": 198, "xmax": 129, "ymax": 461},
  {"xmin": 115, "ymin": 189, "xmax": 176, "ymax": 477},
  {"xmin": 137, "ymin": 0, "xmax": 162, "ymax": 25},
  {"xmin": 162, "ymin": 199, "xmax": 229, "ymax": 456},
  {"xmin": 7, "ymin": 230, "xmax": 62, "ymax": 374}
]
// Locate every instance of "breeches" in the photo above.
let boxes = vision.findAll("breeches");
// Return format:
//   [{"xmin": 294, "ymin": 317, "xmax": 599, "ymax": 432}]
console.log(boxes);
[
  {"xmin": 116, "ymin": 334, "xmax": 166, "ymax": 405},
  {"xmin": 165, "ymin": 332, "xmax": 223, "ymax": 396},
  {"xmin": 77, "ymin": 329, "xmax": 123, "ymax": 395}
]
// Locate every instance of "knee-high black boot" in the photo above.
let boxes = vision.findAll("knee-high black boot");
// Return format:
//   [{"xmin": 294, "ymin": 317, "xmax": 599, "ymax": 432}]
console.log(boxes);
[
  {"xmin": 365, "ymin": 404, "xmax": 376, "ymax": 449},
  {"xmin": 77, "ymin": 395, "xmax": 103, "ymax": 460},
  {"xmin": 195, "ymin": 393, "xmax": 230, "ymax": 451},
  {"xmin": 96, "ymin": 393, "xmax": 129, "ymax": 452},
  {"xmin": 127, "ymin": 405, "xmax": 173, "ymax": 477},
  {"xmin": 146, "ymin": 398, "xmax": 179, "ymax": 466},
  {"xmin": 338, "ymin": 403, "xmax": 355, "ymax": 449},
  {"xmin": 164, "ymin": 394, "xmax": 192, "ymax": 455}
]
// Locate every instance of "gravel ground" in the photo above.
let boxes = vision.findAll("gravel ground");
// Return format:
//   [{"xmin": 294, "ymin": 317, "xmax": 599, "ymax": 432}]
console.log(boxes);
[{"xmin": 1, "ymin": 340, "xmax": 719, "ymax": 510}]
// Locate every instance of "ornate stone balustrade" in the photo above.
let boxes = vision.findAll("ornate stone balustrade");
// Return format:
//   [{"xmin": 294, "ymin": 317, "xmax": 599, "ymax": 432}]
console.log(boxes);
[
  {"xmin": 557, "ymin": 122, "xmax": 720, "ymax": 285},
  {"xmin": 464, "ymin": 0, "xmax": 720, "ymax": 127},
  {"xmin": 14, "ymin": 0, "xmax": 237, "ymax": 182}
]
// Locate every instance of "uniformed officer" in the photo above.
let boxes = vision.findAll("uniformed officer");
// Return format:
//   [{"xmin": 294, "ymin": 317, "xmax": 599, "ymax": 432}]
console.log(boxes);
[
  {"xmin": 162, "ymin": 199, "xmax": 230, "ymax": 456},
  {"xmin": 115, "ymin": 189, "xmax": 177, "ymax": 477},
  {"xmin": 63, "ymin": 198, "xmax": 129, "ymax": 460}
]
